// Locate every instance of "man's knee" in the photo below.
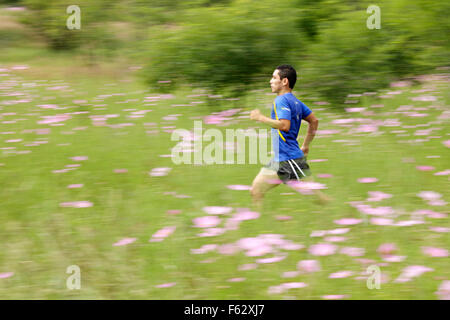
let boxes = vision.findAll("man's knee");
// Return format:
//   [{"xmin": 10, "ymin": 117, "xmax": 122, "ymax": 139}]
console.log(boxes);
[{"xmin": 250, "ymin": 186, "xmax": 263, "ymax": 199}]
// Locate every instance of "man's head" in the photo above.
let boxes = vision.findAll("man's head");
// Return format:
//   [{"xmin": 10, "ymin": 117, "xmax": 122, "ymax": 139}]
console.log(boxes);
[{"xmin": 270, "ymin": 65, "xmax": 297, "ymax": 94}]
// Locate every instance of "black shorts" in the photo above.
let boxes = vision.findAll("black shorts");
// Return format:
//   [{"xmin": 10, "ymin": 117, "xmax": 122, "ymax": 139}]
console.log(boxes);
[{"xmin": 264, "ymin": 157, "xmax": 312, "ymax": 183}]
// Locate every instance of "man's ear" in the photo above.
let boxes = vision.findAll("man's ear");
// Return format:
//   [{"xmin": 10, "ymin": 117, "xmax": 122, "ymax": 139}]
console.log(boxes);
[{"xmin": 282, "ymin": 78, "xmax": 289, "ymax": 87}]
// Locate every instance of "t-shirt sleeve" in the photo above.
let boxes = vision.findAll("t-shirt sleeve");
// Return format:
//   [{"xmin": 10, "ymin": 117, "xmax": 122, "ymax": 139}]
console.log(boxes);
[
  {"xmin": 301, "ymin": 102, "xmax": 312, "ymax": 119},
  {"xmin": 274, "ymin": 98, "xmax": 291, "ymax": 120}
]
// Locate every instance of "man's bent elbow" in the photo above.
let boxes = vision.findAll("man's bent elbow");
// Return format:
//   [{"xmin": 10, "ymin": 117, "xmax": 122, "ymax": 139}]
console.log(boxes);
[{"xmin": 279, "ymin": 121, "xmax": 290, "ymax": 132}]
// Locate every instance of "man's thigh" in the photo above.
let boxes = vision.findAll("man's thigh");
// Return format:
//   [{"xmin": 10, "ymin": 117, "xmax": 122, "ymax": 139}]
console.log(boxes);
[{"xmin": 251, "ymin": 167, "xmax": 281, "ymax": 194}]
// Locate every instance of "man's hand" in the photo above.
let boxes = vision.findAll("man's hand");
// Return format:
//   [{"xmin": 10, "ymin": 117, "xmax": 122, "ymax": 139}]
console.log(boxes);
[
  {"xmin": 300, "ymin": 112, "xmax": 318, "ymax": 157},
  {"xmin": 301, "ymin": 145, "xmax": 309, "ymax": 157},
  {"xmin": 250, "ymin": 109, "xmax": 262, "ymax": 122},
  {"xmin": 250, "ymin": 109, "xmax": 288, "ymax": 131}
]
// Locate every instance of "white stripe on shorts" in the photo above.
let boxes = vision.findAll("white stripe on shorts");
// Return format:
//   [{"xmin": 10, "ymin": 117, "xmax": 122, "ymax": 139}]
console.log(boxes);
[
  {"xmin": 287, "ymin": 159, "xmax": 300, "ymax": 181},
  {"xmin": 290, "ymin": 158, "xmax": 306, "ymax": 177}
]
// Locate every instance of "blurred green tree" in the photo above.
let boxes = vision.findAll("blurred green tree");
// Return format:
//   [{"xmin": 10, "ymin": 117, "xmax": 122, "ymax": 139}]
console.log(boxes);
[{"xmin": 143, "ymin": 0, "xmax": 305, "ymax": 96}]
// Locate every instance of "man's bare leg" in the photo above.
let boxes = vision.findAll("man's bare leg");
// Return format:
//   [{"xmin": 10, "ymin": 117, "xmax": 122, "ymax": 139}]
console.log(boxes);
[
  {"xmin": 302, "ymin": 176, "xmax": 332, "ymax": 204},
  {"xmin": 250, "ymin": 168, "xmax": 281, "ymax": 211}
]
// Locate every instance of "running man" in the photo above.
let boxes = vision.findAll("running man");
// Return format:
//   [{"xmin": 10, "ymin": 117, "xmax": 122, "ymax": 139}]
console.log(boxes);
[{"xmin": 249, "ymin": 64, "xmax": 323, "ymax": 210}]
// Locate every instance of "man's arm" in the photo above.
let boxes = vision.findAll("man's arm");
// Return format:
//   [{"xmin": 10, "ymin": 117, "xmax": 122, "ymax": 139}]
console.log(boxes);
[
  {"xmin": 300, "ymin": 113, "xmax": 319, "ymax": 156},
  {"xmin": 250, "ymin": 109, "xmax": 290, "ymax": 132}
]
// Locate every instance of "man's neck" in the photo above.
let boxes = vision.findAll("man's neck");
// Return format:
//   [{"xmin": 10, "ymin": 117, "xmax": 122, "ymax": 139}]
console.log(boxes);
[{"xmin": 277, "ymin": 88, "xmax": 292, "ymax": 96}]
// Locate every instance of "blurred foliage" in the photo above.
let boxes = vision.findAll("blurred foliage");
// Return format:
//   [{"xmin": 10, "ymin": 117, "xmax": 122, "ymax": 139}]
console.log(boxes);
[
  {"xmin": 0, "ymin": 0, "xmax": 22, "ymax": 4},
  {"xmin": 21, "ymin": 0, "xmax": 121, "ymax": 57},
  {"xmin": 301, "ymin": 0, "xmax": 450, "ymax": 101},
  {"xmin": 141, "ymin": 0, "xmax": 449, "ymax": 101},
  {"xmin": 294, "ymin": 0, "xmax": 355, "ymax": 40},
  {"xmin": 143, "ymin": 0, "xmax": 304, "ymax": 95},
  {"xmin": 5, "ymin": 0, "xmax": 450, "ymax": 103}
]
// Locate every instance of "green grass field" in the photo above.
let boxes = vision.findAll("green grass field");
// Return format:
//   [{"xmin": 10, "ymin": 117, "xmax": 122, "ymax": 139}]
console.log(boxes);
[
  {"xmin": 0, "ymin": 8, "xmax": 448, "ymax": 300},
  {"xmin": 0, "ymin": 59, "xmax": 448, "ymax": 299}
]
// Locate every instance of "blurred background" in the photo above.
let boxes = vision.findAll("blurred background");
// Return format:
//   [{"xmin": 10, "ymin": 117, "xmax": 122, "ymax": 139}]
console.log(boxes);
[
  {"xmin": 0, "ymin": 0, "xmax": 448, "ymax": 299},
  {"xmin": 1, "ymin": 0, "xmax": 449, "ymax": 101}
]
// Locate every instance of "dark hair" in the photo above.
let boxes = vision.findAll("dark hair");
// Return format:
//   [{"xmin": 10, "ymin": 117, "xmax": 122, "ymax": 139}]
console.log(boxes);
[{"xmin": 276, "ymin": 64, "xmax": 297, "ymax": 89}]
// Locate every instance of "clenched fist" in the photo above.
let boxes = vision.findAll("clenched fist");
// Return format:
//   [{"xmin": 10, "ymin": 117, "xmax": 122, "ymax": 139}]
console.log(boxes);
[
  {"xmin": 250, "ymin": 109, "xmax": 262, "ymax": 121},
  {"xmin": 301, "ymin": 145, "xmax": 309, "ymax": 156}
]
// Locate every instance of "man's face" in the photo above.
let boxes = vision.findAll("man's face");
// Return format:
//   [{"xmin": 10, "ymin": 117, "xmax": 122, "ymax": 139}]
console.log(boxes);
[{"xmin": 270, "ymin": 69, "xmax": 287, "ymax": 93}]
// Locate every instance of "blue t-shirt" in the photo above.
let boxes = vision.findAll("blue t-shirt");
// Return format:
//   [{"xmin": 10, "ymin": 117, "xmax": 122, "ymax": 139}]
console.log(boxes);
[{"xmin": 271, "ymin": 93, "xmax": 312, "ymax": 162}]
